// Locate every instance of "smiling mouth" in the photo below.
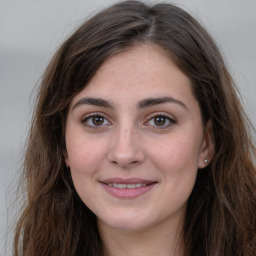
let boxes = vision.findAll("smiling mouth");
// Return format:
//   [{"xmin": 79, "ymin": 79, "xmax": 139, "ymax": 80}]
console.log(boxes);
[
  {"xmin": 100, "ymin": 178, "xmax": 157, "ymax": 198},
  {"xmin": 106, "ymin": 183, "xmax": 147, "ymax": 189}
]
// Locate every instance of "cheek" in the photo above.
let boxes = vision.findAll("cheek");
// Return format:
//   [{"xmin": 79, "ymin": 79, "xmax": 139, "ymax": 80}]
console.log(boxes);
[
  {"xmin": 66, "ymin": 138, "xmax": 105, "ymax": 176},
  {"xmin": 67, "ymin": 141, "xmax": 104, "ymax": 204},
  {"xmin": 150, "ymin": 134, "xmax": 201, "ymax": 170},
  {"xmin": 147, "ymin": 133, "xmax": 201, "ymax": 201}
]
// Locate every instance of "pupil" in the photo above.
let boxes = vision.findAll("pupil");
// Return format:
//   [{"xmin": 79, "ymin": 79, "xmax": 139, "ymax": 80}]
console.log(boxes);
[
  {"xmin": 154, "ymin": 116, "xmax": 166, "ymax": 126},
  {"xmin": 92, "ymin": 116, "xmax": 104, "ymax": 125}
]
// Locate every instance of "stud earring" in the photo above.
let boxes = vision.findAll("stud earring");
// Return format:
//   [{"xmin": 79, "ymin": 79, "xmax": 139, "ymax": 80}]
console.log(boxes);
[{"xmin": 204, "ymin": 159, "xmax": 208, "ymax": 164}]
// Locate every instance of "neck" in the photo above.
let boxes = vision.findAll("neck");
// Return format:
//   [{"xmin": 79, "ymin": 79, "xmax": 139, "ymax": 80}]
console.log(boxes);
[{"xmin": 98, "ymin": 217, "xmax": 184, "ymax": 256}]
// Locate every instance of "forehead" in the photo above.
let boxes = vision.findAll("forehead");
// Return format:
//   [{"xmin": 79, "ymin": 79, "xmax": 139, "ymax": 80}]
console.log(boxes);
[{"xmin": 71, "ymin": 44, "xmax": 194, "ymax": 104}]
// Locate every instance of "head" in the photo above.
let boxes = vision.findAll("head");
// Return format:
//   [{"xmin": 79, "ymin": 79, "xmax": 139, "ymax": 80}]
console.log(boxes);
[{"xmin": 20, "ymin": 1, "xmax": 255, "ymax": 255}]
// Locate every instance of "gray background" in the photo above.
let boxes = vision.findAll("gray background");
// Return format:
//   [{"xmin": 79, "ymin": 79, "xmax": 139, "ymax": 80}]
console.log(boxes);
[{"xmin": 1, "ymin": 0, "xmax": 255, "ymax": 255}]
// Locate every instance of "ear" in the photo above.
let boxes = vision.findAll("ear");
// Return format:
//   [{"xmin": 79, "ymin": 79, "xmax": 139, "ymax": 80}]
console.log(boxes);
[
  {"xmin": 198, "ymin": 120, "xmax": 214, "ymax": 169},
  {"xmin": 63, "ymin": 150, "xmax": 70, "ymax": 167}
]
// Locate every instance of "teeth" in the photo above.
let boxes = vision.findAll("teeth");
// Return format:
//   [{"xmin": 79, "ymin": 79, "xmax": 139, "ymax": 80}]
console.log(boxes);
[
  {"xmin": 127, "ymin": 184, "xmax": 135, "ymax": 189},
  {"xmin": 108, "ymin": 183, "xmax": 147, "ymax": 189}
]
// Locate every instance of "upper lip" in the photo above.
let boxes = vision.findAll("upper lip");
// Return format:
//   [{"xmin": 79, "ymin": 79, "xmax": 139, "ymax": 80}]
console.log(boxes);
[{"xmin": 100, "ymin": 177, "xmax": 157, "ymax": 185}]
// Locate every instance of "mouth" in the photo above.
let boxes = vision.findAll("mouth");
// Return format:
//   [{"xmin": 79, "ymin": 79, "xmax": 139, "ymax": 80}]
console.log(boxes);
[
  {"xmin": 106, "ymin": 183, "xmax": 148, "ymax": 189},
  {"xmin": 100, "ymin": 178, "xmax": 158, "ymax": 198}
]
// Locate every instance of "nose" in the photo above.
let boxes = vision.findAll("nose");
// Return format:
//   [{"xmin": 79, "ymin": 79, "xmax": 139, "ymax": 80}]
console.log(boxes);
[{"xmin": 107, "ymin": 125, "xmax": 145, "ymax": 168}]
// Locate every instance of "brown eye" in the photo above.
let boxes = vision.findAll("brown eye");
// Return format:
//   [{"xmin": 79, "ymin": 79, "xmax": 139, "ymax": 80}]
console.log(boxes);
[
  {"xmin": 154, "ymin": 116, "xmax": 167, "ymax": 126},
  {"xmin": 82, "ymin": 114, "xmax": 111, "ymax": 128},
  {"xmin": 92, "ymin": 116, "xmax": 104, "ymax": 126},
  {"xmin": 145, "ymin": 114, "xmax": 176, "ymax": 129}
]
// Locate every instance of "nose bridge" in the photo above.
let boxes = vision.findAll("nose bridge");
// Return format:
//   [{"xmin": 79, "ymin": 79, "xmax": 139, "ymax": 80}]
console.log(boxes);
[
  {"xmin": 113, "ymin": 122, "xmax": 137, "ymax": 157},
  {"xmin": 108, "ymin": 120, "xmax": 144, "ymax": 167}
]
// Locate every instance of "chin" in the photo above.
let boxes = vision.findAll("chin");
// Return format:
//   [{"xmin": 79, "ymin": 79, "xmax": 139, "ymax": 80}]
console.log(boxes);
[{"xmin": 98, "ymin": 211, "xmax": 153, "ymax": 232}]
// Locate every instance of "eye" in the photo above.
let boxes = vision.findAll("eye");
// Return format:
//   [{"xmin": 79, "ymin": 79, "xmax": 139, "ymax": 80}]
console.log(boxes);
[
  {"xmin": 82, "ymin": 114, "xmax": 111, "ymax": 128},
  {"xmin": 145, "ymin": 114, "xmax": 176, "ymax": 129}
]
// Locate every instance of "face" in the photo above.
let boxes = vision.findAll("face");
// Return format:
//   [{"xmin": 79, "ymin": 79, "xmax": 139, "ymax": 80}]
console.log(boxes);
[{"xmin": 64, "ymin": 45, "xmax": 213, "ymax": 233}]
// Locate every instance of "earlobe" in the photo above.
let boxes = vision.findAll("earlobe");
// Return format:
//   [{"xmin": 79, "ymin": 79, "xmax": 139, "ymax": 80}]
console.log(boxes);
[
  {"xmin": 198, "ymin": 120, "xmax": 214, "ymax": 169},
  {"xmin": 63, "ymin": 150, "xmax": 70, "ymax": 167}
]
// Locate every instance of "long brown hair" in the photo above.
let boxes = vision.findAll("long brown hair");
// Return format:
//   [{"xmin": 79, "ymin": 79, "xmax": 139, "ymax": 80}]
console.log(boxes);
[{"xmin": 14, "ymin": 1, "xmax": 256, "ymax": 255}]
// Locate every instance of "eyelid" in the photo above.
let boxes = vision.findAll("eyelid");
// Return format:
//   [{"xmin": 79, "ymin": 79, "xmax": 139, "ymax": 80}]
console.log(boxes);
[
  {"xmin": 144, "ymin": 112, "xmax": 177, "ymax": 129},
  {"xmin": 81, "ymin": 112, "xmax": 112, "ymax": 129},
  {"xmin": 146, "ymin": 112, "xmax": 176, "ymax": 121}
]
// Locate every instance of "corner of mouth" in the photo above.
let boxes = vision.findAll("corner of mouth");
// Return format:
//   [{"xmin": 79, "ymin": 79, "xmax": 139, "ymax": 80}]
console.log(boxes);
[{"xmin": 100, "ymin": 181, "xmax": 158, "ymax": 187}]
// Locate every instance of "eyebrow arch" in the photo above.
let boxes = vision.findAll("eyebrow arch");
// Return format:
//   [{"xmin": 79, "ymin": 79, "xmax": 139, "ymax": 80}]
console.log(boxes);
[
  {"xmin": 138, "ymin": 97, "xmax": 187, "ymax": 109},
  {"xmin": 72, "ymin": 97, "xmax": 113, "ymax": 110}
]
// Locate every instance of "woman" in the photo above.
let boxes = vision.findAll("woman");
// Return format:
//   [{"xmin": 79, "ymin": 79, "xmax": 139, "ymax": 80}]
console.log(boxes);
[{"xmin": 14, "ymin": 1, "xmax": 256, "ymax": 255}]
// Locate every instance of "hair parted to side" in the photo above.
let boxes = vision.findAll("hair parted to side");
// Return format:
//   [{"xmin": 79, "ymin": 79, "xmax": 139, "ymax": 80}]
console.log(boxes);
[{"xmin": 14, "ymin": 1, "xmax": 256, "ymax": 255}]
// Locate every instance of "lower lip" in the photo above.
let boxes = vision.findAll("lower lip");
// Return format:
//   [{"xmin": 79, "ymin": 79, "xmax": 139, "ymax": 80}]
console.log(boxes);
[{"xmin": 101, "ymin": 183, "xmax": 156, "ymax": 198}]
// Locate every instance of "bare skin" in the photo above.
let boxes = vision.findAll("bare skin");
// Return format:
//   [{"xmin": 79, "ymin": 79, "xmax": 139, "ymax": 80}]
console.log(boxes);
[{"xmin": 65, "ymin": 44, "xmax": 214, "ymax": 256}]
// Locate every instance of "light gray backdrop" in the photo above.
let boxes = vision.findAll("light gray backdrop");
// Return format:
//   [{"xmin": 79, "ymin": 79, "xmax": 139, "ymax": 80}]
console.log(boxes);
[{"xmin": 1, "ymin": 0, "xmax": 255, "ymax": 255}]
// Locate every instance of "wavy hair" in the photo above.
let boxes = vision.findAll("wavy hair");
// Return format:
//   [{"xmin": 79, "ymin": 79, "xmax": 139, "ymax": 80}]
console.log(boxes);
[{"xmin": 14, "ymin": 1, "xmax": 256, "ymax": 255}]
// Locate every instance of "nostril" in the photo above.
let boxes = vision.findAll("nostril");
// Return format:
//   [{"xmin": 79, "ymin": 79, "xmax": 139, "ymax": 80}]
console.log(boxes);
[
  {"xmin": 110, "ymin": 159, "xmax": 140, "ymax": 168},
  {"xmin": 107, "ymin": 137, "xmax": 146, "ymax": 167}
]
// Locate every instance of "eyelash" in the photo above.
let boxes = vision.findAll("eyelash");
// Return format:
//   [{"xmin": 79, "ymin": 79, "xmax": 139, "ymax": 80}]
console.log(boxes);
[
  {"xmin": 81, "ymin": 113, "xmax": 111, "ymax": 129},
  {"xmin": 144, "ymin": 113, "xmax": 176, "ymax": 129},
  {"xmin": 81, "ymin": 113, "xmax": 176, "ymax": 130}
]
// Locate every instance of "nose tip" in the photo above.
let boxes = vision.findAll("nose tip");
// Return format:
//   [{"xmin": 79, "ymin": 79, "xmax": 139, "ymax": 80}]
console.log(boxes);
[
  {"xmin": 109, "ymin": 151, "xmax": 144, "ymax": 168},
  {"xmin": 107, "ymin": 128, "xmax": 145, "ymax": 168}
]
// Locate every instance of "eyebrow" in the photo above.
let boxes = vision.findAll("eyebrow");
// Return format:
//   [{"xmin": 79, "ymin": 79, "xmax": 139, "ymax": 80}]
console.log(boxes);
[
  {"xmin": 72, "ymin": 96, "xmax": 187, "ymax": 110},
  {"xmin": 72, "ymin": 97, "xmax": 113, "ymax": 110},
  {"xmin": 138, "ymin": 97, "xmax": 187, "ymax": 109}
]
